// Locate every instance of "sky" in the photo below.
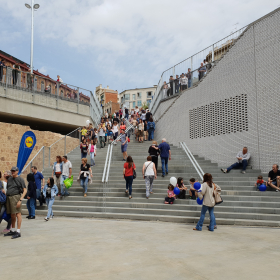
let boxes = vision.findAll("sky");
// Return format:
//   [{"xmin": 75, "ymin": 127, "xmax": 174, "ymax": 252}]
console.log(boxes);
[{"xmin": 1, "ymin": 0, "xmax": 279, "ymax": 95}]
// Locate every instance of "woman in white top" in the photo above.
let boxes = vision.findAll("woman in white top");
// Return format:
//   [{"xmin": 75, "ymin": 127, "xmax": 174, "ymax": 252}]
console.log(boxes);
[
  {"xmin": 142, "ymin": 156, "xmax": 157, "ymax": 199},
  {"xmin": 112, "ymin": 121, "xmax": 120, "ymax": 144},
  {"xmin": 193, "ymin": 173, "xmax": 221, "ymax": 232}
]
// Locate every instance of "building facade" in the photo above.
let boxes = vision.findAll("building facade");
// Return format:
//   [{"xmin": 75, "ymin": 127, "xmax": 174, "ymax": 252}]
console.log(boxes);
[
  {"xmin": 95, "ymin": 84, "xmax": 118, "ymax": 113},
  {"xmin": 119, "ymin": 86, "xmax": 156, "ymax": 110}
]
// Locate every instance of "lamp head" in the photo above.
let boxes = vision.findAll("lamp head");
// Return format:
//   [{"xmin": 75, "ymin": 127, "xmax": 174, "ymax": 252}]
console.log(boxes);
[
  {"xmin": 34, "ymin": 4, "xmax": 40, "ymax": 9},
  {"xmin": 25, "ymin": 3, "xmax": 31, "ymax": 9}
]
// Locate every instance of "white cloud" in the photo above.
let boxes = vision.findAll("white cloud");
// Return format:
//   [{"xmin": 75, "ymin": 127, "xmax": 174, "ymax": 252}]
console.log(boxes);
[
  {"xmin": 38, "ymin": 66, "xmax": 47, "ymax": 74},
  {"xmin": 1, "ymin": 0, "xmax": 279, "ymax": 90}
]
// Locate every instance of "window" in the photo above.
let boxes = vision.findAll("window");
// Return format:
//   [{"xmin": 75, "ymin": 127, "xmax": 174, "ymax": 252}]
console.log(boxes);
[
  {"xmin": 137, "ymin": 92, "xmax": 141, "ymax": 99},
  {"xmin": 41, "ymin": 81, "xmax": 44, "ymax": 92},
  {"xmin": 147, "ymin": 91, "xmax": 152, "ymax": 98},
  {"xmin": 147, "ymin": 99, "xmax": 152, "ymax": 104},
  {"xmin": 137, "ymin": 100, "xmax": 142, "ymax": 107},
  {"xmin": 132, "ymin": 94, "xmax": 136, "ymax": 100},
  {"xmin": 125, "ymin": 94, "xmax": 130, "ymax": 101},
  {"xmin": 61, "ymin": 90, "xmax": 64, "ymax": 96},
  {"xmin": 133, "ymin": 101, "xmax": 136, "ymax": 108}
]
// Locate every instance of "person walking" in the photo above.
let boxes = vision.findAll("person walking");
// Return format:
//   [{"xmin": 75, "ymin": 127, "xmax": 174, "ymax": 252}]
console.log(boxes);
[
  {"xmin": 112, "ymin": 121, "xmax": 120, "ymax": 144},
  {"xmin": 43, "ymin": 177, "xmax": 59, "ymax": 221},
  {"xmin": 61, "ymin": 156, "xmax": 72, "ymax": 197},
  {"xmin": 31, "ymin": 166, "xmax": 45, "ymax": 206},
  {"xmin": 88, "ymin": 139, "xmax": 97, "ymax": 166},
  {"xmin": 4, "ymin": 167, "xmax": 27, "ymax": 239},
  {"xmin": 137, "ymin": 119, "xmax": 144, "ymax": 143},
  {"xmin": 147, "ymin": 117, "xmax": 156, "ymax": 141},
  {"xmin": 80, "ymin": 138, "xmax": 88, "ymax": 159},
  {"xmin": 51, "ymin": 156, "xmax": 63, "ymax": 196},
  {"xmin": 158, "ymin": 138, "xmax": 171, "ymax": 177},
  {"xmin": 123, "ymin": 156, "xmax": 136, "ymax": 199},
  {"xmin": 119, "ymin": 129, "xmax": 128, "ymax": 161},
  {"xmin": 142, "ymin": 156, "xmax": 157, "ymax": 199},
  {"xmin": 98, "ymin": 121, "xmax": 106, "ymax": 148},
  {"xmin": 26, "ymin": 173, "xmax": 37, "ymax": 219},
  {"xmin": 78, "ymin": 158, "xmax": 92, "ymax": 197},
  {"xmin": 148, "ymin": 141, "xmax": 160, "ymax": 171},
  {"xmin": 193, "ymin": 173, "xmax": 221, "ymax": 232},
  {"xmin": 0, "ymin": 171, "xmax": 12, "ymax": 234}
]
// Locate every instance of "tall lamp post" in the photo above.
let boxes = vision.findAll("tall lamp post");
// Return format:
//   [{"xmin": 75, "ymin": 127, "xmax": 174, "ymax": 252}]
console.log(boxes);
[{"xmin": 25, "ymin": 0, "xmax": 40, "ymax": 74}]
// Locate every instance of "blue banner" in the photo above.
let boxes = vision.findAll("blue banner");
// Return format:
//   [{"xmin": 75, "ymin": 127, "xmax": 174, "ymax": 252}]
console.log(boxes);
[{"xmin": 17, "ymin": 131, "xmax": 37, "ymax": 175}]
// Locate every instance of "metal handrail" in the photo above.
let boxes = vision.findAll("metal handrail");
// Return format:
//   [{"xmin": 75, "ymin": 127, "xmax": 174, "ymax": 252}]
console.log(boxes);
[
  {"xmin": 21, "ymin": 146, "xmax": 44, "ymax": 173},
  {"xmin": 111, "ymin": 119, "xmax": 134, "ymax": 144},
  {"xmin": 105, "ymin": 144, "xmax": 113, "ymax": 183},
  {"xmin": 102, "ymin": 144, "xmax": 111, "ymax": 183},
  {"xmin": 182, "ymin": 142, "xmax": 204, "ymax": 176},
  {"xmin": 180, "ymin": 142, "xmax": 203, "ymax": 181},
  {"xmin": 49, "ymin": 127, "xmax": 81, "ymax": 148}
]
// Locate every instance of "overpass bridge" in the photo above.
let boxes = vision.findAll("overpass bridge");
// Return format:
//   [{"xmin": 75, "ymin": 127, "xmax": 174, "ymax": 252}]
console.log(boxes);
[{"xmin": 0, "ymin": 73, "xmax": 102, "ymax": 134}]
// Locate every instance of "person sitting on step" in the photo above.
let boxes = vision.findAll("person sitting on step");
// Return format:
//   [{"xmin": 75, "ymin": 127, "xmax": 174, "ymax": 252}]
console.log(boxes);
[
  {"xmin": 221, "ymin": 147, "xmax": 250, "ymax": 174},
  {"xmin": 267, "ymin": 164, "xmax": 280, "ymax": 192},
  {"xmin": 176, "ymin": 177, "xmax": 188, "ymax": 199},
  {"xmin": 255, "ymin": 175, "xmax": 266, "ymax": 191},
  {"xmin": 164, "ymin": 184, "xmax": 176, "ymax": 204},
  {"xmin": 188, "ymin": 178, "xmax": 198, "ymax": 200}
]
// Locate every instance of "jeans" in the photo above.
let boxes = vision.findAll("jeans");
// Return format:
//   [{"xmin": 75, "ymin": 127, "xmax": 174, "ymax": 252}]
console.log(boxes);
[
  {"xmin": 36, "ymin": 189, "xmax": 43, "ymax": 206},
  {"xmin": 188, "ymin": 79, "xmax": 192, "ymax": 88},
  {"xmin": 81, "ymin": 152, "xmax": 87, "ymax": 159},
  {"xmin": 54, "ymin": 175, "xmax": 61, "ymax": 194},
  {"xmin": 80, "ymin": 177, "xmax": 89, "ymax": 194},
  {"xmin": 151, "ymin": 156, "xmax": 158, "ymax": 171},
  {"xmin": 60, "ymin": 175, "xmax": 70, "ymax": 195},
  {"xmin": 161, "ymin": 157, "xmax": 169, "ymax": 176},
  {"xmin": 0, "ymin": 205, "xmax": 12, "ymax": 229},
  {"xmin": 99, "ymin": 136, "xmax": 105, "ymax": 148},
  {"xmin": 227, "ymin": 159, "xmax": 248, "ymax": 172},
  {"xmin": 196, "ymin": 205, "xmax": 215, "ymax": 231},
  {"xmin": 175, "ymin": 84, "xmax": 179, "ymax": 93},
  {"xmin": 46, "ymin": 198, "xmax": 55, "ymax": 218},
  {"xmin": 125, "ymin": 176, "xmax": 133, "ymax": 196},
  {"xmin": 26, "ymin": 198, "xmax": 36, "ymax": 217},
  {"xmin": 113, "ymin": 132, "xmax": 118, "ymax": 140},
  {"xmin": 90, "ymin": 152, "xmax": 95, "ymax": 166},
  {"xmin": 148, "ymin": 130, "xmax": 154, "ymax": 141},
  {"xmin": 145, "ymin": 176, "xmax": 154, "ymax": 197},
  {"xmin": 125, "ymin": 114, "xmax": 129, "ymax": 119}
]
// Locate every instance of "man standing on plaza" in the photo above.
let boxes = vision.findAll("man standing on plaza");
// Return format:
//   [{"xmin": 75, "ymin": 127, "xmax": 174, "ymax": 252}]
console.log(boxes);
[
  {"xmin": 61, "ymin": 156, "xmax": 72, "ymax": 197},
  {"xmin": 158, "ymin": 138, "xmax": 171, "ymax": 177},
  {"xmin": 4, "ymin": 167, "xmax": 27, "ymax": 239},
  {"xmin": 31, "ymin": 166, "xmax": 45, "ymax": 206}
]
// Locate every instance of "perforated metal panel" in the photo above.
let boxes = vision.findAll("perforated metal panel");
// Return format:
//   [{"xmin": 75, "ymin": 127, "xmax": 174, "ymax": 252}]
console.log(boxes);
[
  {"xmin": 153, "ymin": 9, "xmax": 280, "ymax": 172},
  {"xmin": 189, "ymin": 94, "xmax": 248, "ymax": 139}
]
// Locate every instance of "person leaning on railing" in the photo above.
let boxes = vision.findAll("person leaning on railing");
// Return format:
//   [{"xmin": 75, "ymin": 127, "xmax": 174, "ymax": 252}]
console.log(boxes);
[
  {"xmin": 186, "ymin": 68, "xmax": 192, "ymax": 88},
  {"xmin": 0, "ymin": 59, "xmax": 5, "ymax": 82}
]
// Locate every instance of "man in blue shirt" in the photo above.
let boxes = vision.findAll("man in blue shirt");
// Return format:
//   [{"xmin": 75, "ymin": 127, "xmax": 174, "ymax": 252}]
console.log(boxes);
[
  {"xmin": 31, "ymin": 166, "xmax": 45, "ymax": 206},
  {"xmin": 158, "ymin": 138, "xmax": 171, "ymax": 177}
]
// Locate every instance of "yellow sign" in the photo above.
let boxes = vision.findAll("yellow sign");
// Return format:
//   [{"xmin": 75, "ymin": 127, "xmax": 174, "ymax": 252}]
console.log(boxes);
[{"xmin": 25, "ymin": 137, "xmax": 33, "ymax": 148}]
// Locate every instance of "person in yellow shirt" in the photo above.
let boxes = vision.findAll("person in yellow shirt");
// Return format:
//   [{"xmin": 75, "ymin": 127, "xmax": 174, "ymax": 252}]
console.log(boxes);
[{"xmin": 79, "ymin": 126, "xmax": 88, "ymax": 141}]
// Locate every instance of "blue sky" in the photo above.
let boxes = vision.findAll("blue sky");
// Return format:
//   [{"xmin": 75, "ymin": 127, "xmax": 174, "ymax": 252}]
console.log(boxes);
[{"xmin": 1, "ymin": 0, "xmax": 279, "ymax": 95}]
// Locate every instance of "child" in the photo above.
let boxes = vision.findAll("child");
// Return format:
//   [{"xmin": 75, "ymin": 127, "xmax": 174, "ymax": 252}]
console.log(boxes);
[
  {"xmin": 255, "ymin": 175, "xmax": 266, "ymax": 190},
  {"xmin": 189, "ymin": 178, "xmax": 198, "ymax": 200},
  {"xmin": 164, "ymin": 184, "xmax": 176, "ymax": 204},
  {"xmin": 177, "ymin": 177, "xmax": 188, "ymax": 199},
  {"xmin": 79, "ymin": 126, "xmax": 88, "ymax": 141}
]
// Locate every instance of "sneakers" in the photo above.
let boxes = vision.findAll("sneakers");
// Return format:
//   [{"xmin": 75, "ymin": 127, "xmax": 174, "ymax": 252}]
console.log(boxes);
[
  {"xmin": 122, "ymin": 159, "xmax": 126, "ymax": 161},
  {"xmin": 221, "ymin": 168, "xmax": 227, "ymax": 173},
  {"xmin": 166, "ymin": 172, "xmax": 168, "ymax": 175},
  {"xmin": 4, "ymin": 230, "xmax": 16, "ymax": 237},
  {"xmin": 162, "ymin": 175, "xmax": 165, "ymax": 177},
  {"xmin": 276, "ymin": 189, "xmax": 279, "ymax": 192},
  {"xmin": 44, "ymin": 217, "xmax": 49, "ymax": 221},
  {"xmin": 1, "ymin": 228, "xmax": 10, "ymax": 234},
  {"xmin": 129, "ymin": 196, "xmax": 132, "ymax": 199},
  {"xmin": 11, "ymin": 232, "xmax": 21, "ymax": 239},
  {"xmin": 241, "ymin": 171, "xmax": 246, "ymax": 174},
  {"xmin": 49, "ymin": 215, "xmax": 53, "ymax": 220},
  {"xmin": 26, "ymin": 215, "xmax": 30, "ymax": 219},
  {"xmin": 28, "ymin": 216, "xmax": 35, "ymax": 219}
]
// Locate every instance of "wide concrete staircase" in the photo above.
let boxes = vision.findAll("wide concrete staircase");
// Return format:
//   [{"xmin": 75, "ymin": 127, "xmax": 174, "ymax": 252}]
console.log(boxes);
[{"xmin": 23, "ymin": 139, "xmax": 280, "ymax": 227}]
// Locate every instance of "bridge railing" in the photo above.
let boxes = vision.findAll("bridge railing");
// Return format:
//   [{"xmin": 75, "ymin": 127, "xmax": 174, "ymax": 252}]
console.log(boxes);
[
  {"xmin": 0, "ymin": 66, "xmax": 102, "ymax": 126},
  {"xmin": 149, "ymin": 25, "xmax": 248, "ymax": 114}
]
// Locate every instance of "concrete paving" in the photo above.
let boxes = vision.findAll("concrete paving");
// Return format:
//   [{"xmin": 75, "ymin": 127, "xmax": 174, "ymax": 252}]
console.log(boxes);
[{"xmin": 1, "ymin": 217, "xmax": 280, "ymax": 280}]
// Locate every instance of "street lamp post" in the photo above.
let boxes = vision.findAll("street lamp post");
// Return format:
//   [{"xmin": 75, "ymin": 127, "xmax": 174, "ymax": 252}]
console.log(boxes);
[{"xmin": 25, "ymin": 0, "xmax": 40, "ymax": 74}]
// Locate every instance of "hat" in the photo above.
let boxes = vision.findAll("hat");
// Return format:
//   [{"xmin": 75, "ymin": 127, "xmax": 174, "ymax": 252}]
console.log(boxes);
[{"xmin": 11, "ymin": 166, "xmax": 19, "ymax": 171}]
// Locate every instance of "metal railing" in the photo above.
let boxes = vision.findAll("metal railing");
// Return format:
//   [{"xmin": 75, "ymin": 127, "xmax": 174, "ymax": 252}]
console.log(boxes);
[
  {"xmin": 102, "ymin": 144, "xmax": 111, "ymax": 183},
  {"xmin": 20, "ymin": 127, "xmax": 81, "ymax": 179},
  {"xmin": 149, "ymin": 25, "xmax": 248, "ymax": 114},
  {"xmin": 180, "ymin": 142, "xmax": 204, "ymax": 181},
  {"xmin": 0, "ymin": 65, "xmax": 102, "ymax": 126},
  {"xmin": 111, "ymin": 118, "xmax": 135, "ymax": 145}
]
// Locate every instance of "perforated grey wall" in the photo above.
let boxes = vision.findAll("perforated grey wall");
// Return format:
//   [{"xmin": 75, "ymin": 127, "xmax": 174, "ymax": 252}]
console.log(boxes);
[{"xmin": 154, "ymin": 9, "xmax": 280, "ymax": 173}]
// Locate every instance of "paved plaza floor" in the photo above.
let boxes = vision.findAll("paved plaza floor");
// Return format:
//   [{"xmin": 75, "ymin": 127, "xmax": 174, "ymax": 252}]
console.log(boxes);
[{"xmin": 1, "ymin": 217, "xmax": 280, "ymax": 280}]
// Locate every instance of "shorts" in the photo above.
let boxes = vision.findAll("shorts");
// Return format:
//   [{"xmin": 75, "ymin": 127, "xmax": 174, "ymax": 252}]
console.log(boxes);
[
  {"xmin": 6, "ymin": 194, "xmax": 22, "ymax": 214},
  {"xmin": 121, "ymin": 143, "xmax": 128, "ymax": 153},
  {"xmin": 138, "ymin": 130, "xmax": 144, "ymax": 137}
]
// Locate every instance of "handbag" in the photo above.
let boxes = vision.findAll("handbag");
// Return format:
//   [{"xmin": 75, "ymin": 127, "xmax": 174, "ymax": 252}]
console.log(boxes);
[
  {"xmin": 55, "ymin": 172, "xmax": 62, "ymax": 178},
  {"xmin": 133, "ymin": 167, "xmax": 137, "ymax": 179},
  {"xmin": 213, "ymin": 183, "xmax": 223, "ymax": 205}
]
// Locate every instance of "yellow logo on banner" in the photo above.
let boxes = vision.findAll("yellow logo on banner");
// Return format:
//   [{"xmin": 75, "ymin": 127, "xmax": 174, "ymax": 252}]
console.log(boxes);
[{"xmin": 25, "ymin": 137, "xmax": 33, "ymax": 148}]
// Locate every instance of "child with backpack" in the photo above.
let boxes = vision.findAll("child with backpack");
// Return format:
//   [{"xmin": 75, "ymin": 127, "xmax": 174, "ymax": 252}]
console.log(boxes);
[{"xmin": 164, "ymin": 184, "xmax": 176, "ymax": 204}]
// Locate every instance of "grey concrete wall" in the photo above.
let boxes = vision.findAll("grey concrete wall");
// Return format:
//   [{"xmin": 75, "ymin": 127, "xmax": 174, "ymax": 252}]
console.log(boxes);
[
  {"xmin": 0, "ymin": 86, "xmax": 93, "ymax": 129},
  {"xmin": 154, "ymin": 9, "xmax": 280, "ymax": 173}
]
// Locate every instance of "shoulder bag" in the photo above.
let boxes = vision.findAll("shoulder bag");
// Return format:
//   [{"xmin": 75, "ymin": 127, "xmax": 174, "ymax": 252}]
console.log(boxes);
[
  {"xmin": 213, "ymin": 183, "xmax": 223, "ymax": 205},
  {"xmin": 144, "ymin": 162, "xmax": 152, "ymax": 178},
  {"xmin": 133, "ymin": 164, "xmax": 137, "ymax": 179}
]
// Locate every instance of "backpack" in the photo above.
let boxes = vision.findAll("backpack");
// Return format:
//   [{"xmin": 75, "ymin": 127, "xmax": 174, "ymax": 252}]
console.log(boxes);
[
  {"xmin": 0, "ymin": 181, "xmax": 7, "ymax": 205},
  {"xmin": 148, "ymin": 122, "xmax": 155, "ymax": 131}
]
